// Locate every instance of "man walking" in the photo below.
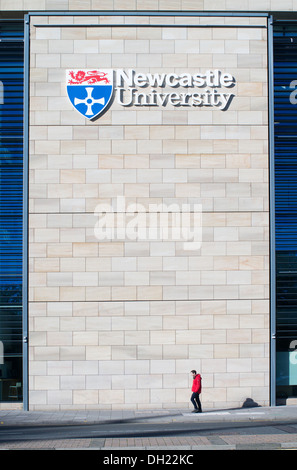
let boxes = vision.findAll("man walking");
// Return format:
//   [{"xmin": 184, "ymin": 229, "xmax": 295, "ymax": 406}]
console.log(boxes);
[{"xmin": 190, "ymin": 370, "xmax": 202, "ymax": 413}]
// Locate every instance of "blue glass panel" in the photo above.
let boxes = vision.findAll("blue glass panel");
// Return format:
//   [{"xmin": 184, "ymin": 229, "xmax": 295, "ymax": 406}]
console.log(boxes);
[
  {"xmin": 274, "ymin": 25, "xmax": 297, "ymax": 400},
  {"xmin": 0, "ymin": 21, "xmax": 24, "ymax": 402},
  {"xmin": 274, "ymin": 28, "xmax": 297, "ymax": 250}
]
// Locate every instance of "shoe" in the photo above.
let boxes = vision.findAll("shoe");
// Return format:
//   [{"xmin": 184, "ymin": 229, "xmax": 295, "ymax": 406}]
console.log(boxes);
[{"xmin": 191, "ymin": 409, "xmax": 198, "ymax": 413}]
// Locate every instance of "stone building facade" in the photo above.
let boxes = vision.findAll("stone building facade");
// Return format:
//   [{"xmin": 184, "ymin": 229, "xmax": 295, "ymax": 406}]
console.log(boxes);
[{"xmin": 3, "ymin": 1, "xmax": 292, "ymax": 411}]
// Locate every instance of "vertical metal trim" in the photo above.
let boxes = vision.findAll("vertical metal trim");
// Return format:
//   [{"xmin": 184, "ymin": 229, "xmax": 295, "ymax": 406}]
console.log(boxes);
[
  {"xmin": 22, "ymin": 13, "xmax": 29, "ymax": 411},
  {"xmin": 268, "ymin": 15, "xmax": 276, "ymax": 407}
]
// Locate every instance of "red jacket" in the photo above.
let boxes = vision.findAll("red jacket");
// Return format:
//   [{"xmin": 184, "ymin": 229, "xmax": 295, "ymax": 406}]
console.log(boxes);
[{"xmin": 191, "ymin": 374, "xmax": 201, "ymax": 394}]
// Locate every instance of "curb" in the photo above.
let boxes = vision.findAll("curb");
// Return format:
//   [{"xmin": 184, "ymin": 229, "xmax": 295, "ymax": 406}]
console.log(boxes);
[{"xmin": 1, "ymin": 442, "xmax": 297, "ymax": 450}]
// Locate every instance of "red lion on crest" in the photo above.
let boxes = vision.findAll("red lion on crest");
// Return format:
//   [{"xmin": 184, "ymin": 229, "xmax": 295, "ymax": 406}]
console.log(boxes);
[{"xmin": 68, "ymin": 70, "xmax": 110, "ymax": 85}]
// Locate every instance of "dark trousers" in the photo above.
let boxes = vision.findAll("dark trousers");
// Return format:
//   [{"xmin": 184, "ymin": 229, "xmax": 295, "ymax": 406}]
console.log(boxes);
[{"xmin": 191, "ymin": 392, "xmax": 202, "ymax": 411}]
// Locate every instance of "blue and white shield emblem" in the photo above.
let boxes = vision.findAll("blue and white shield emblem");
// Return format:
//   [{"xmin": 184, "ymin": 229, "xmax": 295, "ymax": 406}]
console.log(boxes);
[{"xmin": 66, "ymin": 69, "xmax": 113, "ymax": 120}]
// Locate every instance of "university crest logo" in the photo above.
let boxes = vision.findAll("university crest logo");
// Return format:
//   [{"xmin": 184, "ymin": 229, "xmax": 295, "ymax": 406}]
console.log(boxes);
[{"xmin": 66, "ymin": 69, "xmax": 113, "ymax": 120}]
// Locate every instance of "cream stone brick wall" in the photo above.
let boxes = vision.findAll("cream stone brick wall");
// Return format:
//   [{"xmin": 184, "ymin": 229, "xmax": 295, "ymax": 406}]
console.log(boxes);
[
  {"xmin": 27, "ymin": 13, "xmax": 270, "ymax": 410},
  {"xmin": 2, "ymin": 0, "xmax": 297, "ymax": 12}
]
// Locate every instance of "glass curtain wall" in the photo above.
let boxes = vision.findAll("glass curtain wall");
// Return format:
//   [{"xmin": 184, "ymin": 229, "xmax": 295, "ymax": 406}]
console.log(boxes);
[
  {"xmin": 274, "ymin": 23, "xmax": 297, "ymax": 401},
  {"xmin": 0, "ymin": 21, "xmax": 24, "ymax": 402}
]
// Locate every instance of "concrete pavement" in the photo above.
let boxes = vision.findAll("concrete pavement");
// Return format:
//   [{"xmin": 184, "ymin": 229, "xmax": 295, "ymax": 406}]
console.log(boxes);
[{"xmin": 1, "ymin": 405, "xmax": 297, "ymax": 450}]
